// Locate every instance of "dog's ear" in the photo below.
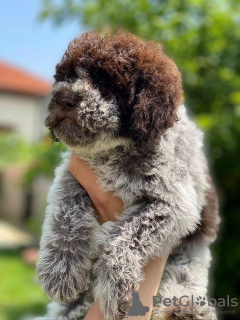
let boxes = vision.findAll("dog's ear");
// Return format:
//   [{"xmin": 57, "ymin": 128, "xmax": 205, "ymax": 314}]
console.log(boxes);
[{"xmin": 129, "ymin": 57, "xmax": 183, "ymax": 150}]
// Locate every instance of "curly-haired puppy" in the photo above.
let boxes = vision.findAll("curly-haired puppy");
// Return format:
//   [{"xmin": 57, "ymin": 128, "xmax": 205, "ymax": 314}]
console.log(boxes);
[{"xmin": 37, "ymin": 32, "xmax": 220, "ymax": 320}]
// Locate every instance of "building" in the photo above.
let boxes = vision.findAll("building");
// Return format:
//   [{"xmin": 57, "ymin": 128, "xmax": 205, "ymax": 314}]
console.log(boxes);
[
  {"xmin": 0, "ymin": 61, "xmax": 52, "ymax": 142},
  {"xmin": 0, "ymin": 61, "xmax": 52, "ymax": 225}
]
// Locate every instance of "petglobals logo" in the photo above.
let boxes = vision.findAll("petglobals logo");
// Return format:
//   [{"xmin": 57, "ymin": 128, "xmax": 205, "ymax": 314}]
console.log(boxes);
[
  {"xmin": 121, "ymin": 292, "xmax": 150, "ymax": 318},
  {"xmin": 153, "ymin": 295, "xmax": 238, "ymax": 309},
  {"xmin": 121, "ymin": 293, "xmax": 238, "ymax": 318}
]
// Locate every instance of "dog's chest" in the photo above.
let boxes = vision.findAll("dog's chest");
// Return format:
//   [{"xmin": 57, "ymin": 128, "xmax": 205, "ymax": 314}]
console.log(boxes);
[{"xmin": 85, "ymin": 147, "xmax": 149, "ymax": 205}]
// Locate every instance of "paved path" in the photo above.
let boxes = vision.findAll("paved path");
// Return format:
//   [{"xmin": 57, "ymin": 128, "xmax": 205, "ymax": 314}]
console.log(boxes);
[{"xmin": 0, "ymin": 220, "xmax": 34, "ymax": 248}]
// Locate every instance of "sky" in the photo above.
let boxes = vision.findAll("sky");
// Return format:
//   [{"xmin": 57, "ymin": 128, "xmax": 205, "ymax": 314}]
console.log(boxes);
[{"xmin": 0, "ymin": 1, "xmax": 87, "ymax": 82}]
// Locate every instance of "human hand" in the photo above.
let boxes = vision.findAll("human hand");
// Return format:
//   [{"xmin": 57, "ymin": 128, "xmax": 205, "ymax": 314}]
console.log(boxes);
[{"xmin": 68, "ymin": 153, "xmax": 124, "ymax": 223}]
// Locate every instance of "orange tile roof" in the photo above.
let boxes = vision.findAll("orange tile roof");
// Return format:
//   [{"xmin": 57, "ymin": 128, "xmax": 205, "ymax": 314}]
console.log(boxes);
[{"xmin": 0, "ymin": 61, "xmax": 52, "ymax": 96}]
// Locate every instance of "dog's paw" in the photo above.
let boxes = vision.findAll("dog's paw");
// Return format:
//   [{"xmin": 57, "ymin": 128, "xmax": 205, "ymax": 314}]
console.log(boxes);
[
  {"xmin": 94, "ymin": 268, "xmax": 135, "ymax": 319},
  {"xmin": 37, "ymin": 242, "xmax": 93, "ymax": 303},
  {"xmin": 37, "ymin": 255, "xmax": 91, "ymax": 303},
  {"xmin": 41, "ymin": 270, "xmax": 87, "ymax": 303},
  {"xmin": 93, "ymin": 248, "xmax": 144, "ymax": 320}
]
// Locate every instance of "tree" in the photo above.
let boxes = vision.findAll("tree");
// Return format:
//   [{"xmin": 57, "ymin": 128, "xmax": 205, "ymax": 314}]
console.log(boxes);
[{"xmin": 40, "ymin": 0, "xmax": 240, "ymax": 316}]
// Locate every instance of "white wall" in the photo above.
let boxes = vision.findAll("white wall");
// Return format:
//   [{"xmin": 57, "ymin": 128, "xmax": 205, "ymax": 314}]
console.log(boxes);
[{"xmin": 0, "ymin": 92, "xmax": 49, "ymax": 142}]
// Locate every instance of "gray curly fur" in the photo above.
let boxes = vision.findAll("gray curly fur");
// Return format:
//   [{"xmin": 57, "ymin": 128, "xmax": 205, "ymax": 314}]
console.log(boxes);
[
  {"xmin": 37, "ymin": 106, "xmax": 219, "ymax": 320},
  {"xmin": 37, "ymin": 37, "xmax": 220, "ymax": 320}
]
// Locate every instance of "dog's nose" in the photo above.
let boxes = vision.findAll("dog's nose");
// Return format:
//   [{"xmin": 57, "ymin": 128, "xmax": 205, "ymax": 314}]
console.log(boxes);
[{"xmin": 60, "ymin": 96, "xmax": 76, "ymax": 109}]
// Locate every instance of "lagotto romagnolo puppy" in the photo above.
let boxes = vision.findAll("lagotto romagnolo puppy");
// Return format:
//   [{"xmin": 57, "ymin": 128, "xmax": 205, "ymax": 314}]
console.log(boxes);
[{"xmin": 37, "ymin": 32, "xmax": 220, "ymax": 320}]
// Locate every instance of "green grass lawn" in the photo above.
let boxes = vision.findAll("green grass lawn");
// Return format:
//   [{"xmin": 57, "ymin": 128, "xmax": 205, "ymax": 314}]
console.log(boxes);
[{"xmin": 0, "ymin": 249, "xmax": 48, "ymax": 320}]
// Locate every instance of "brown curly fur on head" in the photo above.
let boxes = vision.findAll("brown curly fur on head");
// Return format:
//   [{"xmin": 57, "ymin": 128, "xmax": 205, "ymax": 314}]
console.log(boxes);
[{"xmin": 54, "ymin": 32, "xmax": 183, "ymax": 149}]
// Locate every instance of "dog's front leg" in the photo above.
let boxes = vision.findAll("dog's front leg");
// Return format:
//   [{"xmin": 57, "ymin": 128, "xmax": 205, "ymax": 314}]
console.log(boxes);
[
  {"xmin": 94, "ymin": 199, "xmax": 200, "ymax": 320},
  {"xmin": 37, "ymin": 160, "xmax": 98, "ymax": 304}
]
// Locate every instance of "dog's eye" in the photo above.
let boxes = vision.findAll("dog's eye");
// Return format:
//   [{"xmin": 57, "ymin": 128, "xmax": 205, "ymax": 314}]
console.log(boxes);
[
  {"xmin": 54, "ymin": 71, "xmax": 65, "ymax": 82},
  {"xmin": 54, "ymin": 66, "xmax": 78, "ymax": 83}
]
